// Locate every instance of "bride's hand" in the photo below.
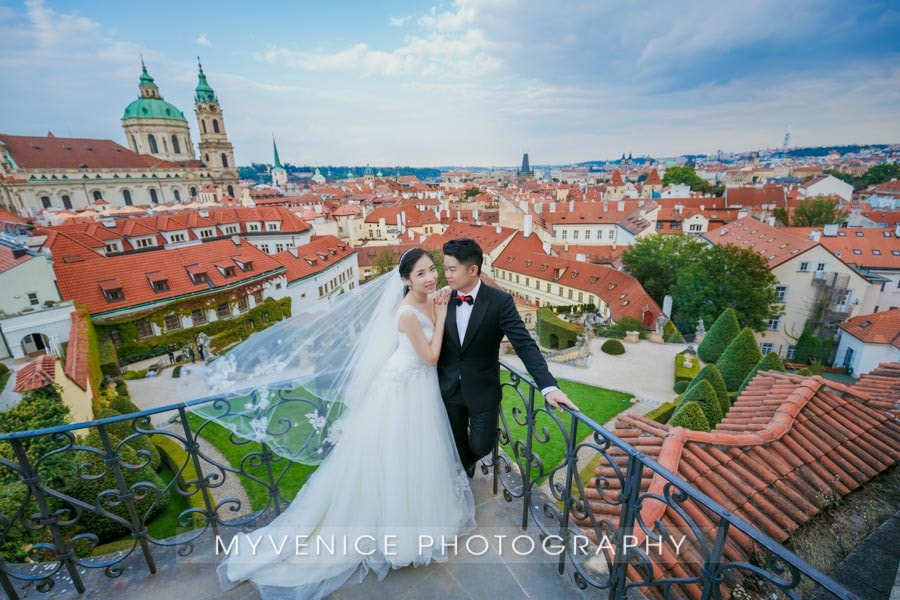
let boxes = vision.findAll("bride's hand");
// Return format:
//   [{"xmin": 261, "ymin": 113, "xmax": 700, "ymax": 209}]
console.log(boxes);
[{"xmin": 433, "ymin": 288, "xmax": 450, "ymax": 319}]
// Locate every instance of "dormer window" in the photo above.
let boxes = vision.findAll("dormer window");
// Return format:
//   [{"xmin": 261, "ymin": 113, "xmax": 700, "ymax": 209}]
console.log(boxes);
[
  {"xmin": 170, "ymin": 233, "xmax": 186, "ymax": 243},
  {"xmin": 266, "ymin": 222, "xmax": 280, "ymax": 231},
  {"xmin": 187, "ymin": 265, "xmax": 208, "ymax": 284},
  {"xmin": 147, "ymin": 272, "xmax": 169, "ymax": 292},
  {"xmin": 215, "ymin": 260, "xmax": 236, "ymax": 278},
  {"xmin": 99, "ymin": 279, "xmax": 125, "ymax": 302},
  {"xmin": 233, "ymin": 256, "xmax": 254, "ymax": 272},
  {"xmin": 247, "ymin": 223, "xmax": 261, "ymax": 232}
]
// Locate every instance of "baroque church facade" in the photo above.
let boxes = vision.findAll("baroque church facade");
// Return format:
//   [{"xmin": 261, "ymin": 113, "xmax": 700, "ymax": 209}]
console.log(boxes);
[{"xmin": 0, "ymin": 61, "xmax": 238, "ymax": 217}]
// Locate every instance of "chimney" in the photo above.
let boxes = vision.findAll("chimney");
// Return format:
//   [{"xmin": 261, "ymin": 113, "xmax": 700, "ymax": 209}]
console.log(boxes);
[
  {"xmin": 534, "ymin": 202, "xmax": 542, "ymax": 214},
  {"xmin": 896, "ymin": 224, "xmax": 900, "ymax": 238},
  {"xmin": 564, "ymin": 242, "xmax": 569, "ymax": 252},
  {"xmin": 549, "ymin": 203, "xmax": 556, "ymax": 213},
  {"xmin": 496, "ymin": 225, "xmax": 502, "ymax": 234},
  {"xmin": 808, "ymin": 230, "xmax": 821, "ymax": 242},
  {"xmin": 456, "ymin": 210, "xmax": 461, "ymax": 222},
  {"xmin": 398, "ymin": 211, "xmax": 405, "ymax": 234},
  {"xmin": 617, "ymin": 199, "xmax": 625, "ymax": 212},
  {"xmin": 473, "ymin": 209, "xmax": 479, "ymax": 222},
  {"xmin": 602, "ymin": 199, "xmax": 608, "ymax": 212},
  {"xmin": 524, "ymin": 214, "xmax": 533, "ymax": 238},
  {"xmin": 700, "ymin": 204, "xmax": 705, "ymax": 211},
  {"xmin": 569, "ymin": 200, "xmax": 574, "ymax": 212}
]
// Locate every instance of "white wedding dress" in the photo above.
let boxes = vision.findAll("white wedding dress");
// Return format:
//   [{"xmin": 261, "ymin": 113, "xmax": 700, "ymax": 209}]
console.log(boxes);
[{"xmin": 218, "ymin": 304, "xmax": 476, "ymax": 599}]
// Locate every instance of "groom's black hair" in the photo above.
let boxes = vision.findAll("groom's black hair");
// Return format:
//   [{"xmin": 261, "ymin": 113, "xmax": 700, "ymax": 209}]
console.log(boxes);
[{"xmin": 443, "ymin": 238, "xmax": 483, "ymax": 275}]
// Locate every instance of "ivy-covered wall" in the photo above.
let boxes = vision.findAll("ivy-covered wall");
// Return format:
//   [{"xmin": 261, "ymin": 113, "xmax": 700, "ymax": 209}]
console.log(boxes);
[
  {"xmin": 96, "ymin": 297, "xmax": 291, "ymax": 365},
  {"xmin": 536, "ymin": 307, "xmax": 581, "ymax": 349}
]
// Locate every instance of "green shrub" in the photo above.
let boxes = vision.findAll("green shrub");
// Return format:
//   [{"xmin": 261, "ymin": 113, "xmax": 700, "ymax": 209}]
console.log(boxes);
[
  {"xmin": 115, "ymin": 380, "xmax": 130, "ymax": 398},
  {"xmin": 172, "ymin": 365, "xmax": 183, "ymax": 378},
  {"xmin": 536, "ymin": 307, "xmax": 581, "ymax": 349},
  {"xmin": 698, "ymin": 308, "xmax": 740, "ymax": 363},
  {"xmin": 665, "ymin": 330, "xmax": 686, "ymax": 343},
  {"xmin": 154, "ymin": 435, "xmax": 206, "ymax": 526},
  {"xmin": 669, "ymin": 401, "xmax": 711, "ymax": 432},
  {"xmin": 601, "ymin": 339, "xmax": 626, "ymax": 355},
  {"xmin": 95, "ymin": 408, "xmax": 161, "ymax": 471},
  {"xmin": 796, "ymin": 368, "xmax": 814, "ymax": 376},
  {"xmin": 685, "ymin": 364, "xmax": 730, "ymax": 416},
  {"xmin": 676, "ymin": 380, "xmax": 723, "ymax": 427},
  {"xmin": 739, "ymin": 351, "xmax": 787, "ymax": 392},
  {"xmin": 66, "ymin": 431, "xmax": 169, "ymax": 543},
  {"xmin": 675, "ymin": 352, "xmax": 701, "ymax": 382},
  {"xmin": 0, "ymin": 363, "xmax": 9, "ymax": 376},
  {"xmin": 108, "ymin": 393, "xmax": 141, "ymax": 416},
  {"xmin": 673, "ymin": 380, "xmax": 690, "ymax": 394},
  {"xmin": 645, "ymin": 401, "xmax": 678, "ymax": 424},
  {"xmin": 122, "ymin": 369, "xmax": 148, "ymax": 380},
  {"xmin": 716, "ymin": 328, "xmax": 763, "ymax": 391}
]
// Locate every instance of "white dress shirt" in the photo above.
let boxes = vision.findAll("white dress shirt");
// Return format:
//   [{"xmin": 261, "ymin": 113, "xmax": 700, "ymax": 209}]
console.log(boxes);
[{"xmin": 455, "ymin": 280, "xmax": 481, "ymax": 344}]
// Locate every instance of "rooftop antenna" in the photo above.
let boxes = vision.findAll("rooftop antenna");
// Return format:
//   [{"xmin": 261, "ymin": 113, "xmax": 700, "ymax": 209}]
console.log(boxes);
[{"xmin": 782, "ymin": 125, "xmax": 791, "ymax": 151}]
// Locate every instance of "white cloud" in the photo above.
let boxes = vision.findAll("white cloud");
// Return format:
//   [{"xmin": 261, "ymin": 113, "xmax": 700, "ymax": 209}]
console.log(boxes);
[
  {"xmin": 195, "ymin": 34, "xmax": 212, "ymax": 47},
  {"xmin": 389, "ymin": 15, "xmax": 411, "ymax": 27}
]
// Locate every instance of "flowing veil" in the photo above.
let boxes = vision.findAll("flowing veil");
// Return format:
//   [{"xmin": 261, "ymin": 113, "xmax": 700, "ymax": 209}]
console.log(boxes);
[{"xmin": 178, "ymin": 268, "xmax": 406, "ymax": 464}]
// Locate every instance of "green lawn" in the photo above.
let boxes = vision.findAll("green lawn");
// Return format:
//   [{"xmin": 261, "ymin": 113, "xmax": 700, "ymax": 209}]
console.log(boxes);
[
  {"xmin": 499, "ymin": 372, "xmax": 632, "ymax": 481},
  {"xmin": 185, "ymin": 413, "xmax": 317, "ymax": 512}
]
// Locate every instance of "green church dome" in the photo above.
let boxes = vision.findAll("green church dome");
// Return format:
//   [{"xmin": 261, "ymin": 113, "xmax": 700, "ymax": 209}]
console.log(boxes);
[
  {"xmin": 122, "ymin": 97, "xmax": 188, "ymax": 122},
  {"xmin": 122, "ymin": 62, "xmax": 188, "ymax": 122}
]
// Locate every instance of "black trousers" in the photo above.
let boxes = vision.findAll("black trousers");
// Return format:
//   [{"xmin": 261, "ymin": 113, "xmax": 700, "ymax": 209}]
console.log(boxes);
[{"xmin": 444, "ymin": 389, "xmax": 500, "ymax": 470}]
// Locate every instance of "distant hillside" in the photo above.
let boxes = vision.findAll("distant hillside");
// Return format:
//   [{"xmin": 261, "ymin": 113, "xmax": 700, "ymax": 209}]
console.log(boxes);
[{"xmin": 237, "ymin": 164, "xmax": 441, "ymax": 184}]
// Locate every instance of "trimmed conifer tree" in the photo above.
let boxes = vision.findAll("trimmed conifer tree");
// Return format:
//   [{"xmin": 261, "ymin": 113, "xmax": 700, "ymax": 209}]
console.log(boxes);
[
  {"xmin": 739, "ymin": 351, "xmax": 787, "ymax": 393},
  {"xmin": 717, "ymin": 327, "xmax": 763, "ymax": 391},
  {"xmin": 676, "ymin": 379, "xmax": 723, "ymax": 427},
  {"xmin": 697, "ymin": 308, "xmax": 740, "ymax": 363},
  {"xmin": 685, "ymin": 364, "xmax": 730, "ymax": 416},
  {"xmin": 669, "ymin": 401, "xmax": 711, "ymax": 432}
]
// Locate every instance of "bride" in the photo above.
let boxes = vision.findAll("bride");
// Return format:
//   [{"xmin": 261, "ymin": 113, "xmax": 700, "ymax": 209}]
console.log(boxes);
[{"xmin": 180, "ymin": 248, "xmax": 476, "ymax": 600}]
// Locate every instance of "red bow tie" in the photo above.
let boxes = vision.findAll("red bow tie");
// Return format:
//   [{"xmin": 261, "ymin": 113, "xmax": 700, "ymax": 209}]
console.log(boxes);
[{"xmin": 454, "ymin": 294, "xmax": 474, "ymax": 306}]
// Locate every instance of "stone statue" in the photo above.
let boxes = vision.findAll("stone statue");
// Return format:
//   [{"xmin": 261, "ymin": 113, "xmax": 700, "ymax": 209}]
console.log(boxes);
[
  {"xmin": 696, "ymin": 318, "xmax": 706, "ymax": 335},
  {"xmin": 656, "ymin": 314, "xmax": 668, "ymax": 335}
]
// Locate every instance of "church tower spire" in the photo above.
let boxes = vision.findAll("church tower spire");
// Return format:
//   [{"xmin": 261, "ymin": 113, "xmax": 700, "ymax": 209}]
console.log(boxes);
[
  {"xmin": 271, "ymin": 137, "xmax": 287, "ymax": 188},
  {"xmin": 194, "ymin": 58, "xmax": 237, "ymax": 194}
]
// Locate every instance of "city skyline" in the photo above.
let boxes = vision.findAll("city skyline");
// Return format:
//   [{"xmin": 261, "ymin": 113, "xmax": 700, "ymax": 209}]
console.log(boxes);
[{"xmin": 1, "ymin": 0, "xmax": 899, "ymax": 167}]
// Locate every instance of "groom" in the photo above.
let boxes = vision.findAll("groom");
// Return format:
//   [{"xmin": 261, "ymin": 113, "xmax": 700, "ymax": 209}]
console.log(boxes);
[{"xmin": 438, "ymin": 238, "xmax": 579, "ymax": 478}]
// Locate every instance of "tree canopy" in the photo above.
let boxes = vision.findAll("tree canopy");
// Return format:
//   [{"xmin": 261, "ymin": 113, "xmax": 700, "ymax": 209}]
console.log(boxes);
[
  {"xmin": 670, "ymin": 244, "xmax": 780, "ymax": 334},
  {"xmin": 777, "ymin": 197, "xmax": 847, "ymax": 227},
  {"xmin": 621, "ymin": 235, "xmax": 707, "ymax": 305},
  {"xmin": 661, "ymin": 166, "xmax": 724, "ymax": 196}
]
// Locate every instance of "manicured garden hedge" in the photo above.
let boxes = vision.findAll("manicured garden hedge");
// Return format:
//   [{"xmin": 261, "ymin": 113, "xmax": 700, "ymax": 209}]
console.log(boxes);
[
  {"xmin": 154, "ymin": 435, "xmax": 207, "ymax": 527},
  {"xmin": 674, "ymin": 352, "xmax": 700, "ymax": 383},
  {"xmin": 717, "ymin": 327, "xmax": 763, "ymax": 392},
  {"xmin": 601, "ymin": 339, "xmax": 626, "ymax": 355},
  {"xmin": 676, "ymin": 379, "xmax": 722, "ymax": 427},
  {"xmin": 669, "ymin": 401, "xmax": 710, "ymax": 432},
  {"xmin": 645, "ymin": 400, "xmax": 678, "ymax": 424},
  {"xmin": 685, "ymin": 364, "xmax": 730, "ymax": 416},
  {"xmin": 698, "ymin": 308, "xmax": 740, "ymax": 363},
  {"xmin": 536, "ymin": 307, "xmax": 581, "ymax": 349}
]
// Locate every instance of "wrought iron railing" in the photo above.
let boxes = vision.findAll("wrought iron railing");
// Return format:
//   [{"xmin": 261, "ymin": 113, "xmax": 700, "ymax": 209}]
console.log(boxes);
[
  {"xmin": 0, "ymin": 361, "xmax": 861, "ymax": 599},
  {"xmin": 489, "ymin": 359, "xmax": 859, "ymax": 600}
]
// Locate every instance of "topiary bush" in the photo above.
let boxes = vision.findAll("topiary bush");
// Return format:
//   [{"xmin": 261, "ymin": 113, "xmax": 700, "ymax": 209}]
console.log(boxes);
[
  {"xmin": 673, "ymin": 380, "xmax": 690, "ymax": 394},
  {"xmin": 644, "ymin": 401, "xmax": 678, "ymax": 424},
  {"xmin": 669, "ymin": 401, "xmax": 711, "ymax": 432},
  {"xmin": 698, "ymin": 308, "xmax": 740, "ymax": 363},
  {"xmin": 674, "ymin": 352, "xmax": 701, "ymax": 382},
  {"xmin": 665, "ymin": 330, "xmax": 686, "ymax": 343},
  {"xmin": 601, "ymin": 339, "xmax": 626, "ymax": 355},
  {"xmin": 0, "ymin": 363, "xmax": 9, "ymax": 377},
  {"xmin": 676, "ymin": 379, "xmax": 723, "ymax": 427},
  {"xmin": 122, "ymin": 369, "xmax": 148, "ymax": 380},
  {"xmin": 716, "ymin": 327, "xmax": 763, "ymax": 391},
  {"xmin": 739, "ymin": 351, "xmax": 787, "ymax": 393},
  {"xmin": 108, "ymin": 393, "xmax": 140, "ymax": 416},
  {"xmin": 66, "ymin": 431, "xmax": 169, "ymax": 543},
  {"xmin": 685, "ymin": 364, "xmax": 730, "ymax": 417}
]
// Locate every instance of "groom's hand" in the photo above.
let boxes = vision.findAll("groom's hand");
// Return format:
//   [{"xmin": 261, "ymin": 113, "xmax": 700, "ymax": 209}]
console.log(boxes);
[{"xmin": 545, "ymin": 390, "xmax": 579, "ymax": 412}]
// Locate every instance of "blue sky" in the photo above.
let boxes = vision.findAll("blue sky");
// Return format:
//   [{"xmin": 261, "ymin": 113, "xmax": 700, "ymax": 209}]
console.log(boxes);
[{"xmin": 1, "ymin": 0, "xmax": 898, "ymax": 167}]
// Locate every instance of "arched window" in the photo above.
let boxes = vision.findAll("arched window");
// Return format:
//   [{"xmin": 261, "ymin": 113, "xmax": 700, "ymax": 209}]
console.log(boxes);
[
  {"xmin": 190, "ymin": 186, "xmax": 197, "ymax": 197},
  {"xmin": 201, "ymin": 120, "xmax": 207, "ymax": 134},
  {"xmin": 41, "ymin": 196, "xmax": 51, "ymax": 208},
  {"xmin": 227, "ymin": 185, "xmax": 234, "ymax": 197},
  {"xmin": 212, "ymin": 119, "xmax": 220, "ymax": 134},
  {"xmin": 171, "ymin": 135, "xmax": 181, "ymax": 154},
  {"xmin": 123, "ymin": 190, "xmax": 133, "ymax": 205},
  {"xmin": 173, "ymin": 189, "xmax": 181, "ymax": 202},
  {"xmin": 93, "ymin": 190, "xmax": 102, "ymax": 201},
  {"xmin": 205, "ymin": 154, "xmax": 210, "ymax": 163},
  {"xmin": 149, "ymin": 189, "xmax": 159, "ymax": 204},
  {"xmin": 221, "ymin": 153, "xmax": 229, "ymax": 168},
  {"xmin": 148, "ymin": 135, "xmax": 158, "ymax": 154},
  {"xmin": 62, "ymin": 195, "xmax": 72, "ymax": 209}
]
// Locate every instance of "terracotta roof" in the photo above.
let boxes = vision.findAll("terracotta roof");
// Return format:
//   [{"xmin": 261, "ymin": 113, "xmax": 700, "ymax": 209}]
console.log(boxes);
[
  {"xmin": 608, "ymin": 170, "xmax": 625, "ymax": 186},
  {"xmin": 0, "ymin": 134, "xmax": 185, "ymax": 170},
  {"xmin": 65, "ymin": 309, "xmax": 90, "ymax": 391},
  {"xmin": 439, "ymin": 221, "xmax": 518, "ymax": 254},
  {"xmin": 496, "ymin": 233, "xmax": 660, "ymax": 322},
  {"xmin": 725, "ymin": 186, "xmax": 787, "ymax": 208},
  {"xmin": 54, "ymin": 238, "xmax": 285, "ymax": 316},
  {"xmin": 576, "ymin": 370, "xmax": 900, "ymax": 598},
  {"xmin": 838, "ymin": 309, "xmax": 900, "ymax": 348},
  {"xmin": 853, "ymin": 362, "xmax": 900, "ymax": 417},
  {"xmin": 355, "ymin": 244, "xmax": 418, "ymax": 268},
  {"xmin": 273, "ymin": 236, "xmax": 355, "ymax": 283},
  {"xmin": 704, "ymin": 216, "xmax": 817, "ymax": 267},
  {"xmin": 0, "ymin": 242, "xmax": 34, "ymax": 273},
  {"xmin": 794, "ymin": 226, "xmax": 900, "ymax": 269},
  {"xmin": 0, "ymin": 208, "xmax": 28, "ymax": 225},
  {"xmin": 644, "ymin": 168, "xmax": 662, "ymax": 186},
  {"xmin": 13, "ymin": 355, "xmax": 57, "ymax": 392}
]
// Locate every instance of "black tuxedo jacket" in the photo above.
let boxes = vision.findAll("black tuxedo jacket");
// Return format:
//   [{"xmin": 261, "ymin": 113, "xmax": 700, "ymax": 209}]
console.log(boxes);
[{"xmin": 437, "ymin": 282, "xmax": 557, "ymax": 411}]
